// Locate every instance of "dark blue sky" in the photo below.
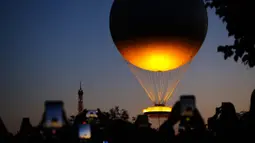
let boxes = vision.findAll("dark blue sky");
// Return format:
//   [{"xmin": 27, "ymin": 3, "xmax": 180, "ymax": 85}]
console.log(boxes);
[{"xmin": 0, "ymin": 0, "xmax": 255, "ymax": 132}]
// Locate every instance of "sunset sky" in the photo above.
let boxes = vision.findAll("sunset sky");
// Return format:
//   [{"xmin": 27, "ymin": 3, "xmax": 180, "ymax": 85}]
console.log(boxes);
[{"xmin": 0, "ymin": 0, "xmax": 255, "ymax": 133}]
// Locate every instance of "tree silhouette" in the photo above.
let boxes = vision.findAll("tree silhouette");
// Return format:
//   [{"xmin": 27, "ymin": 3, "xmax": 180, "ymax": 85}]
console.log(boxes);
[
  {"xmin": 120, "ymin": 109, "xmax": 129, "ymax": 121},
  {"xmin": 108, "ymin": 106, "xmax": 130, "ymax": 121},
  {"xmin": 132, "ymin": 117, "xmax": 136, "ymax": 123},
  {"xmin": 205, "ymin": 0, "xmax": 255, "ymax": 67},
  {"xmin": 68, "ymin": 115, "xmax": 75, "ymax": 124}
]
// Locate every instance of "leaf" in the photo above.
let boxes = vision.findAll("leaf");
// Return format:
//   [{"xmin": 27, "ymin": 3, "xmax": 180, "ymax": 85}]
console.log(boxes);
[
  {"xmin": 204, "ymin": 3, "xmax": 212, "ymax": 8},
  {"xmin": 217, "ymin": 45, "xmax": 226, "ymax": 52},
  {"xmin": 234, "ymin": 55, "xmax": 239, "ymax": 62},
  {"xmin": 242, "ymin": 54, "xmax": 248, "ymax": 63}
]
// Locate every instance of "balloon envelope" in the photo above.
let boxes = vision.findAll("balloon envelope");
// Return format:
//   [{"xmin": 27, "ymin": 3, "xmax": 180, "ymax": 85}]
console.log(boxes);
[{"xmin": 110, "ymin": 0, "xmax": 208, "ymax": 72}]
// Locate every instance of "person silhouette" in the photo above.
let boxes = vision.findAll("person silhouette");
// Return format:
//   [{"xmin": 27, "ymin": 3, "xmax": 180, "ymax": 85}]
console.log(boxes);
[
  {"xmin": 15, "ymin": 117, "xmax": 34, "ymax": 143},
  {"xmin": 158, "ymin": 101, "xmax": 180, "ymax": 143},
  {"xmin": 37, "ymin": 109, "xmax": 73, "ymax": 143},
  {"xmin": 240, "ymin": 89, "xmax": 255, "ymax": 140},
  {"xmin": 105, "ymin": 119, "xmax": 135, "ymax": 143},
  {"xmin": 159, "ymin": 99, "xmax": 207, "ymax": 143},
  {"xmin": 210, "ymin": 102, "xmax": 239, "ymax": 142},
  {"xmin": 133, "ymin": 115, "xmax": 157, "ymax": 143},
  {"xmin": 0, "ymin": 117, "xmax": 11, "ymax": 143},
  {"xmin": 248, "ymin": 89, "xmax": 255, "ymax": 120}
]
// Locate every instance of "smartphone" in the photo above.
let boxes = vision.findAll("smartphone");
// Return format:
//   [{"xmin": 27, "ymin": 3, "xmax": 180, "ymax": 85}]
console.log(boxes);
[
  {"xmin": 86, "ymin": 110, "xmax": 98, "ymax": 118},
  {"xmin": 180, "ymin": 95, "xmax": 196, "ymax": 116},
  {"xmin": 44, "ymin": 101, "xmax": 64, "ymax": 128},
  {"xmin": 79, "ymin": 123, "xmax": 91, "ymax": 140},
  {"xmin": 103, "ymin": 141, "xmax": 108, "ymax": 143}
]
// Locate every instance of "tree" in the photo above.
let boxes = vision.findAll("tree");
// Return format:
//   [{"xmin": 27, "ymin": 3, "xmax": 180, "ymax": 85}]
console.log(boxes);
[
  {"xmin": 131, "ymin": 117, "xmax": 136, "ymax": 123},
  {"xmin": 68, "ymin": 115, "xmax": 75, "ymax": 124},
  {"xmin": 205, "ymin": 0, "xmax": 255, "ymax": 67},
  {"xmin": 108, "ymin": 106, "xmax": 130, "ymax": 121},
  {"xmin": 120, "ymin": 109, "xmax": 129, "ymax": 121}
]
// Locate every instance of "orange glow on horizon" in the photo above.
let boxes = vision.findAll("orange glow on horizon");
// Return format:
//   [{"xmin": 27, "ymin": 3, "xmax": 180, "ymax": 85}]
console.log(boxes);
[{"xmin": 116, "ymin": 40, "xmax": 201, "ymax": 72}]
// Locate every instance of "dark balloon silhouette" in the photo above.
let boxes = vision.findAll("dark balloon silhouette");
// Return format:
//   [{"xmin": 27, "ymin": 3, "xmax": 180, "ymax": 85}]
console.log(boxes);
[{"xmin": 110, "ymin": 0, "xmax": 208, "ymax": 71}]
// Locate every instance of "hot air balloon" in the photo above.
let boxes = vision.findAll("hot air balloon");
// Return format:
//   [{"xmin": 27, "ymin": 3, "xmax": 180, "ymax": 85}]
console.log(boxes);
[{"xmin": 109, "ymin": 0, "xmax": 208, "ymax": 126}]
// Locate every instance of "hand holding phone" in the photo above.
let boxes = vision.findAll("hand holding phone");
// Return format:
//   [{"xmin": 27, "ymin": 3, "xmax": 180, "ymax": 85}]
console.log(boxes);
[
  {"xmin": 179, "ymin": 95, "xmax": 196, "ymax": 132},
  {"xmin": 180, "ymin": 95, "xmax": 196, "ymax": 117},
  {"xmin": 44, "ymin": 101, "xmax": 64, "ymax": 128}
]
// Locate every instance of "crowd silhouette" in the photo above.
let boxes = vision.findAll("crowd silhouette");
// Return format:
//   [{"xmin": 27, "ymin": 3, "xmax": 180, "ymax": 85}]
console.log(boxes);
[{"xmin": 1, "ymin": 89, "xmax": 255, "ymax": 143}]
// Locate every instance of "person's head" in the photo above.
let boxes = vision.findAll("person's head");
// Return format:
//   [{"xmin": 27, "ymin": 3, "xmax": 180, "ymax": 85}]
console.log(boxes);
[
  {"xmin": 220, "ymin": 102, "xmax": 237, "ymax": 121},
  {"xmin": 135, "ymin": 115, "xmax": 150, "ymax": 128},
  {"xmin": 19, "ymin": 117, "xmax": 33, "ymax": 134},
  {"xmin": 108, "ymin": 119, "xmax": 134, "ymax": 143},
  {"xmin": 0, "ymin": 117, "xmax": 8, "ymax": 136},
  {"xmin": 249, "ymin": 89, "xmax": 255, "ymax": 114}
]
